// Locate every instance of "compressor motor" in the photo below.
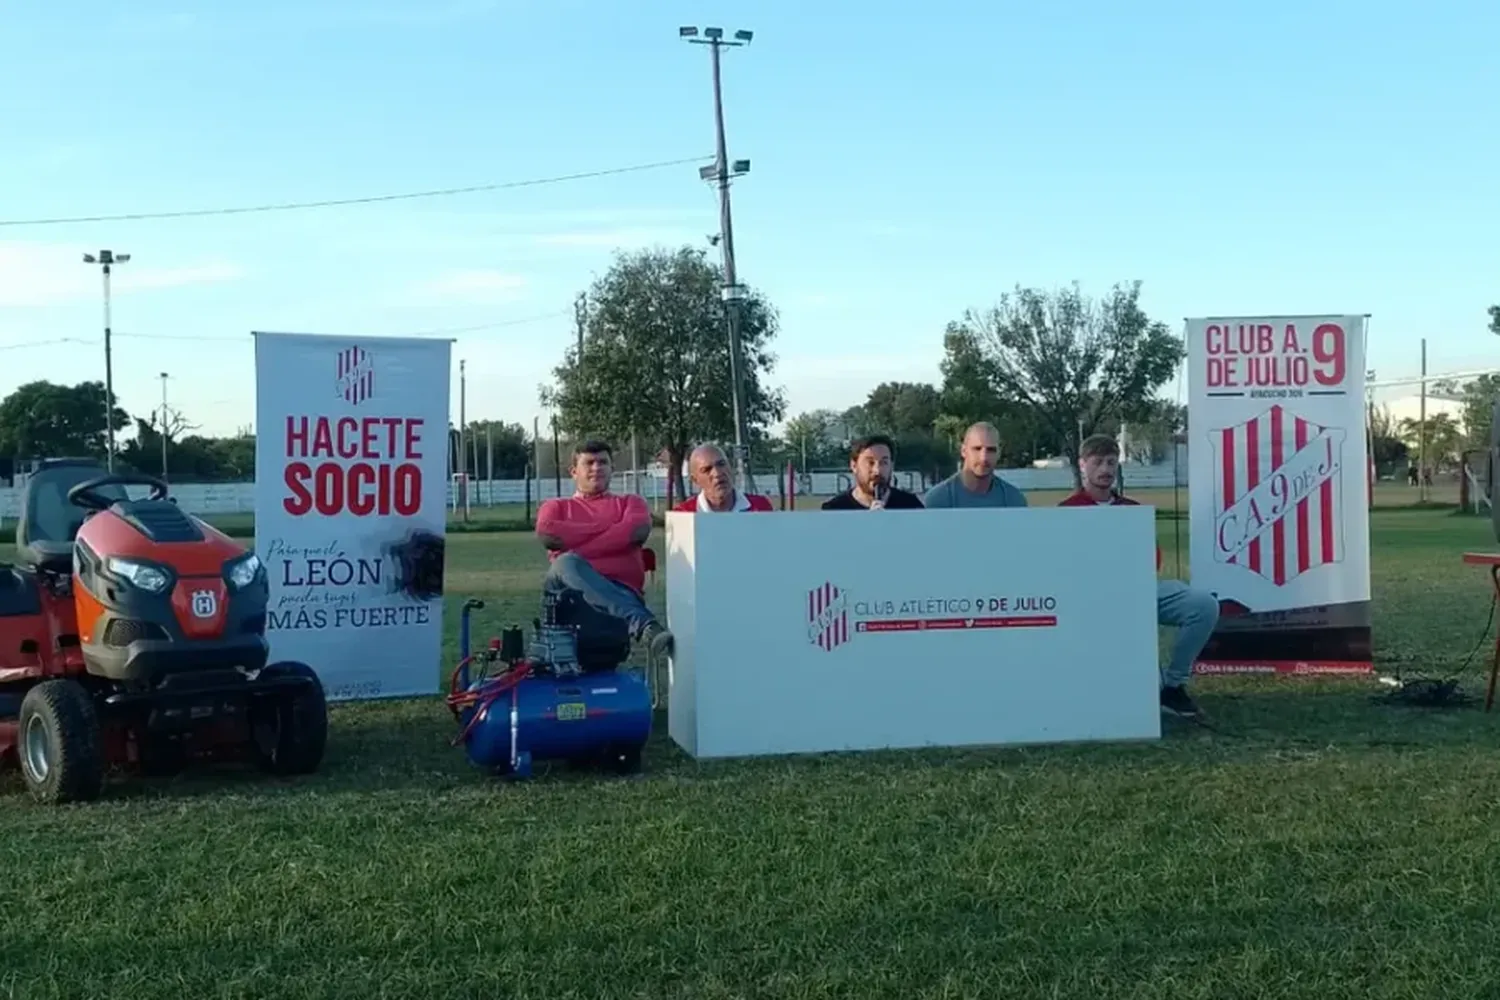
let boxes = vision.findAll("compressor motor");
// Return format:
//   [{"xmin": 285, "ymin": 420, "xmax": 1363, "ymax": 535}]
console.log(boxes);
[{"xmin": 446, "ymin": 595, "xmax": 652, "ymax": 779}]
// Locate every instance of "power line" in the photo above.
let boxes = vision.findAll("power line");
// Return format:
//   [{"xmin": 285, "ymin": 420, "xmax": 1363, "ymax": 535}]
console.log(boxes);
[
  {"xmin": 0, "ymin": 337, "xmax": 99, "ymax": 350},
  {"xmin": 0, "ymin": 157, "xmax": 711, "ymax": 228}
]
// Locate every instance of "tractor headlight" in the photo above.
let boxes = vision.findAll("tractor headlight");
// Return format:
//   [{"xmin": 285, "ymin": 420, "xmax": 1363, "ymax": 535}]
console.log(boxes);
[
  {"xmin": 107, "ymin": 557, "xmax": 171, "ymax": 594},
  {"xmin": 226, "ymin": 553, "xmax": 263, "ymax": 590}
]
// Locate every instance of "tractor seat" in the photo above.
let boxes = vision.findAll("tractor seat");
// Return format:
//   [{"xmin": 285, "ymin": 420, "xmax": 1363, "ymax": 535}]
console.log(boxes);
[{"xmin": 15, "ymin": 540, "xmax": 74, "ymax": 575}]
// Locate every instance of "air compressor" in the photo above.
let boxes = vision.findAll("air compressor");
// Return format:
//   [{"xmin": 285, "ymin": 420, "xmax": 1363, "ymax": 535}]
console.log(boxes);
[{"xmin": 445, "ymin": 597, "xmax": 653, "ymax": 779}]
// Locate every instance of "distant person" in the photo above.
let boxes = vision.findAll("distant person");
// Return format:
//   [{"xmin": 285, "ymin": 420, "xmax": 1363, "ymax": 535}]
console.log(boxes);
[
  {"xmin": 535, "ymin": 439, "xmax": 674, "ymax": 663},
  {"xmin": 821, "ymin": 434, "xmax": 925, "ymax": 510},
  {"xmin": 923, "ymin": 421, "xmax": 1028, "ymax": 508},
  {"xmin": 1058, "ymin": 434, "xmax": 1218, "ymax": 719},
  {"xmin": 673, "ymin": 444, "xmax": 774, "ymax": 513}
]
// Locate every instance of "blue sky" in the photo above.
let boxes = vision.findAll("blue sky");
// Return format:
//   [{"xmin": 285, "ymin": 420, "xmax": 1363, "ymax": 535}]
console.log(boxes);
[{"xmin": 2, "ymin": 0, "xmax": 1496, "ymax": 439}]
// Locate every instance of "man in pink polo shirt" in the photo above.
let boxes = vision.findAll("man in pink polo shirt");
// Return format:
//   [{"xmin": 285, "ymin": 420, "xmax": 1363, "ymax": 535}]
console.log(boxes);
[{"xmin": 536, "ymin": 439, "xmax": 673, "ymax": 664}]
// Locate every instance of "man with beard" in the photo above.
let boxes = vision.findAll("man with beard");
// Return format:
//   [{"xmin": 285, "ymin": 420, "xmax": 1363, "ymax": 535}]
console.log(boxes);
[
  {"xmin": 1058, "ymin": 433, "xmax": 1218, "ymax": 718},
  {"xmin": 821, "ymin": 434, "xmax": 925, "ymax": 510},
  {"xmin": 672, "ymin": 443, "xmax": 774, "ymax": 512},
  {"xmin": 536, "ymin": 439, "xmax": 674, "ymax": 665},
  {"xmin": 922, "ymin": 421, "xmax": 1029, "ymax": 508}
]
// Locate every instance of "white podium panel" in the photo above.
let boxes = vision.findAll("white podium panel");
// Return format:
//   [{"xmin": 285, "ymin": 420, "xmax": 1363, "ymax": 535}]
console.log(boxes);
[{"xmin": 664, "ymin": 507, "xmax": 1162, "ymax": 759}]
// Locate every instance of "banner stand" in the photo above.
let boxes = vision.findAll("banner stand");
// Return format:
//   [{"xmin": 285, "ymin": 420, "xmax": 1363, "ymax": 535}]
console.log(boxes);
[
  {"xmin": 1184, "ymin": 315, "xmax": 1373, "ymax": 676},
  {"xmin": 253, "ymin": 331, "xmax": 455, "ymax": 701}
]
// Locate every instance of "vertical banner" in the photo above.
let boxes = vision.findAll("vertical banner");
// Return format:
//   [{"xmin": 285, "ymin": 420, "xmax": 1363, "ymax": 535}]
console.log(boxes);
[
  {"xmin": 253, "ymin": 332, "xmax": 452, "ymax": 700},
  {"xmin": 1185, "ymin": 315, "xmax": 1372, "ymax": 675}
]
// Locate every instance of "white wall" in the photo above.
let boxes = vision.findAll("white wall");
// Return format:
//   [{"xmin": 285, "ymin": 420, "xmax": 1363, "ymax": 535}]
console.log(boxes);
[{"xmin": 0, "ymin": 462, "xmax": 1187, "ymax": 520}]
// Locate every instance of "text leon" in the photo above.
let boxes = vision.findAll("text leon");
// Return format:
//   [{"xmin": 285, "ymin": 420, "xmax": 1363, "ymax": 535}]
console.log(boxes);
[
  {"xmin": 1204, "ymin": 321, "xmax": 1348, "ymax": 390},
  {"xmin": 283, "ymin": 416, "xmax": 425, "ymax": 517}
]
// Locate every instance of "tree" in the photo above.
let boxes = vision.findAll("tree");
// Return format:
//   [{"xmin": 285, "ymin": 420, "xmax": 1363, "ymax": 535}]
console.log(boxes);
[
  {"xmin": 542, "ymin": 246, "xmax": 786, "ymax": 498},
  {"xmin": 1367, "ymin": 403, "xmax": 1409, "ymax": 473},
  {"xmin": 860, "ymin": 382, "xmax": 943, "ymax": 437},
  {"xmin": 451, "ymin": 420, "xmax": 531, "ymax": 479},
  {"xmin": 0, "ymin": 380, "xmax": 131, "ymax": 461},
  {"xmin": 783, "ymin": 409, "xmax": 844, "ymax": 468},
  {"xmin": 1121, "ymin": 399, "xmax": 1185, "ymax": 464},
  {"xmin": 1489, "ymin": 304, "xmax": 1499, "ymax": 337},
  {"xmin": 1444, "ymin": 373, "xmax": 1500, "ymax": 452},
  {"xmin": 1399, "ymin": 413, "xmax": 1462, "ymax": 470},
  {"xmin": 937, "ymin": 323, "xmax": 1048, "ymax": 464},
  {"xmin": 953, "ymin": 281, "xmax": 1183, "ymax": 485}
]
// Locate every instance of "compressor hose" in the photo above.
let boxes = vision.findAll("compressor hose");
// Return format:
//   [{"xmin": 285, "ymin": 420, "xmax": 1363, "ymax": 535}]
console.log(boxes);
[{"xmin": 445, "ymin": 660, "xmax": 533, "ymax": 747}]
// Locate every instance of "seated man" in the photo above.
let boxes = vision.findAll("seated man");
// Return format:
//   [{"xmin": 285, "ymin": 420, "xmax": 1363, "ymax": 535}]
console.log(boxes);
[
  {"xmin": 673, "ymin": 443, "xmax": 774, "ymax": 512},
  {"xmin": 821, "ymin": 434, "xmax": 925, "ymax": 510},
  {"xmin": 536, "ymin": 439, "xmax": 674, "ymax": 665},
  {"xmin": 923, "ymin": 421, "xmax": 1029, "ymax": 508},
  {"xmin": 1059, "ymin": 434, "xmax": 1218, "ymax": 719}
]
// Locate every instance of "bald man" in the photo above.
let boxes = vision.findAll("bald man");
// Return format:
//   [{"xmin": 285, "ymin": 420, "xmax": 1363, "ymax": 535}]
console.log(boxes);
[
  {"xmin": 672, "ymin": 444, "xmax": 774, "ymax": 512},
  {"xmin": 923, "ymin": 422, "xmax": 1028, "ymax": 508}
]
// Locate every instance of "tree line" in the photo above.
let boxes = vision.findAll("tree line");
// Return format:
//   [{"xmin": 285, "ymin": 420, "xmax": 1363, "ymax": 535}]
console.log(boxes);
[{"xmin": 4, "ymin": 257, "xmax": 1496, "ymax": 489}]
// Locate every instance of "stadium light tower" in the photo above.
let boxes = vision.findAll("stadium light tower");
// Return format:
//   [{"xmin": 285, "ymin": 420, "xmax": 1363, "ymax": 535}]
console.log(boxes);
[
  {"xmin": 83, "ymin": 249, "xmax": 129, "ymax": 471},
  {"xmin": 680, "ymin": 25, "xmax": 756, "ymax": 493}
]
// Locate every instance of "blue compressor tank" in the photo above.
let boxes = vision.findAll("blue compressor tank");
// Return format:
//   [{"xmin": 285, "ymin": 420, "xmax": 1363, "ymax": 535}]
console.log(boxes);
[{"xmin": 460, "ymin": 669, "xmax": 652, "ymax": 778}]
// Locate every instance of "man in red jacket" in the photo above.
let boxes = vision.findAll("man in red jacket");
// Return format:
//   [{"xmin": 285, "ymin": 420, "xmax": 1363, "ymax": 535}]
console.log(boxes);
[
  {"xmin": 536, "ymin": 439, "xmax": 673, "ymax": 665},
  {"xmin": 1059, "ymin": 434, "xmax": 1218, "ymax": 719},
  {"xmin": 673, "ymin": 444, "xmax": 774, "ymax": 513}
]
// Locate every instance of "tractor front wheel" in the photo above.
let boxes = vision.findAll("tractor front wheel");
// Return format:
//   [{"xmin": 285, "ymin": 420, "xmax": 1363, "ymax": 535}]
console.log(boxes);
[
  {"xmin": 250, "ymin": 662, "xmax": 328, "ymax": 777},
  {"xmin": 18, "ymin": 679, "xmax": 105, "ymax": 805}
]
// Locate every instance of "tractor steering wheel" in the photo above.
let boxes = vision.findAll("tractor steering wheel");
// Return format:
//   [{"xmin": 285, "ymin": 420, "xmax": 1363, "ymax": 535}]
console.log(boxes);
[{"xmin": 68, "ymin": 473, "xmax": 169, "ymax": 512}]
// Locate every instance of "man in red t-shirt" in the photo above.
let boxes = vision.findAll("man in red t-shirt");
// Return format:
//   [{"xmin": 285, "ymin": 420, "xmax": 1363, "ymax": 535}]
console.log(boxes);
[
  {"xmin": 1059, "ymin": 434, "xmax": 1218, "ymax": 719},
  {"xmin": 536, "ymin": 439, "xmax": 673, "ymax": 664},
  {"xmin": 672, "ymin": 444, "xmax": 774, "ymax": 513}
]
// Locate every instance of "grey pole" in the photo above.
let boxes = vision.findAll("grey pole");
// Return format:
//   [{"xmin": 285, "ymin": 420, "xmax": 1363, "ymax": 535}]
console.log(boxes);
[
  {"xmin": 83, "ymin": 250, "xmax": 130, "ymax": 471},
  {"xmin": 681, "ymin": 26, "xmax": 756, "ymax": 493}
]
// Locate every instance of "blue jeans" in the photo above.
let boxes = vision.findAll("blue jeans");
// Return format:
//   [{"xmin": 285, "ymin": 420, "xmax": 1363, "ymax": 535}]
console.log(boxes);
[
  {"xmin": 544, "ymin": 553, "xmax": 655, "ymax": 639},
  {"xmin": 1157, "ymin": 580, "xmax": 1219, "ymax": 688}
]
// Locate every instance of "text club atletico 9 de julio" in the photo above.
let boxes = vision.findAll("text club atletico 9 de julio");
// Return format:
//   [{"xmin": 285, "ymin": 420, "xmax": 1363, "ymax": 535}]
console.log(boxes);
[
  {"xmin": 282, "ymin": 416, "xmax": 426, "ymax": 517},
  {"xmin": 1204, "ymin": 321, "xmax": 1348, "ymax": 394}
]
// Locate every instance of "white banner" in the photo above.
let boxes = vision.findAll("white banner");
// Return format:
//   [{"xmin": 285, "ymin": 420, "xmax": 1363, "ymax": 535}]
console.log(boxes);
[
  {"xmin": 253, "ymin": 332, "xmax": 452, "ymax": 701},
  {"xmin": 1186, "ymin": 315, "xmax": 1370, "ymax": 617}
]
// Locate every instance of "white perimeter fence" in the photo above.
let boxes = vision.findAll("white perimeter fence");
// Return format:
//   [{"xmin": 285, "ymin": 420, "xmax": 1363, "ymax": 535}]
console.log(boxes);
[{"xmin": 0, "ymin": 462, "xmax": 1187, "ymax": 520}]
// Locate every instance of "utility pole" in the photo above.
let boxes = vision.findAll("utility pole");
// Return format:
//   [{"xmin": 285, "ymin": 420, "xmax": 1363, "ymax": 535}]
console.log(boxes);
[
  {"xmin": 574, "ymin": 292, "xmax": 587, "ymax": 373},
  {"xmin": 458, "ymin": 359, "xmax": 469, "ymax": 522},
  {"xmin": 680, "ymin": 25, "xmax": 755, "ymax": 494},
  {"xmin": 551, "ymin": 413, "xmax": 562, "ymax": 498},
  {"xmin": 1419, "ymin": 338, "xmax": 1428, "ymax": 504},
  {"xmin": 83, "ymin": 250, "xmax": 129, "ymax": 471},
  {"xmin": 159, "ymin": 372, "xmax": 170, "ymax": 480}
]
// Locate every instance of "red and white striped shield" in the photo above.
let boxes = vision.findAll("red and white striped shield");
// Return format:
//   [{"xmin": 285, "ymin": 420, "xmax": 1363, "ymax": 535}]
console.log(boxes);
[
  {"xmin": 807, "ymin": 582, "xmax": 849, "ymax": 652},
  {"xmin": 335, "ymin": 345, "xmax": 374, "ymax": 406},
  {"xmin": 1211, "ymin": 404, "xmax": 1345, "ymax": 586}
]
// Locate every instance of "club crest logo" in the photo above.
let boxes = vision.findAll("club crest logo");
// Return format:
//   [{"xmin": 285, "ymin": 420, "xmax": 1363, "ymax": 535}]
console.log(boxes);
[
  {"xmin": 1210, "ymin": 404, "xmax": 1345, "ymax": 587},
  {"xmin": 807, "ymin": 581, "xmax": 849, "ymax": 652},
  {"xmin": 335, "ymin": 345, "xmax": 374, "ymax": 406}
]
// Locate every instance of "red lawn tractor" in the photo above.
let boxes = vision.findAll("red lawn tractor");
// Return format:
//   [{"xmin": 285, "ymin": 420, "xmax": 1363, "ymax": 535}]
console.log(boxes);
[{"xmin": 0, "ymin": 459, "xmax": 328, "ymax": 804}]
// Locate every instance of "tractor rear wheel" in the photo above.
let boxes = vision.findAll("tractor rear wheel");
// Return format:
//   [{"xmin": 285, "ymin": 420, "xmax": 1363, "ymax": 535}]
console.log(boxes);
[
  {"xmin": 250, "ymin": 662, "xmax": 328, "ymax": 776},
  {"xmin": 18, "ymin": 679, "xmax": 104, "ymax": 805}
]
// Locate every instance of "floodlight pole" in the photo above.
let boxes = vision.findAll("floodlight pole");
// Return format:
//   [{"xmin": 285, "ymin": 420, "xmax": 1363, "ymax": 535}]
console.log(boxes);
[
  {"xmin": 682, "ymin": 25, "xmax": 755, "ymax": 494},
  {"xmin": 84, "ymin": 249, "xmax": 129, "ymax": 471}
]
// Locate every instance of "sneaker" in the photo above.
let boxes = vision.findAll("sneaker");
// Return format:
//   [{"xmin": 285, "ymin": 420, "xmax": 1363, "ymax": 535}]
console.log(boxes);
[{"xmin": 1160, "ymin": 685, "xmax": 1200, "ymax": 718}]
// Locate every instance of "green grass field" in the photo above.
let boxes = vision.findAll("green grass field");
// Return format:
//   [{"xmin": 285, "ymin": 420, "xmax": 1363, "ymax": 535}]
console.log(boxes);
[{"xmin": 3, "ymin": 485, "xmax": 1498, "ymax": 999}]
